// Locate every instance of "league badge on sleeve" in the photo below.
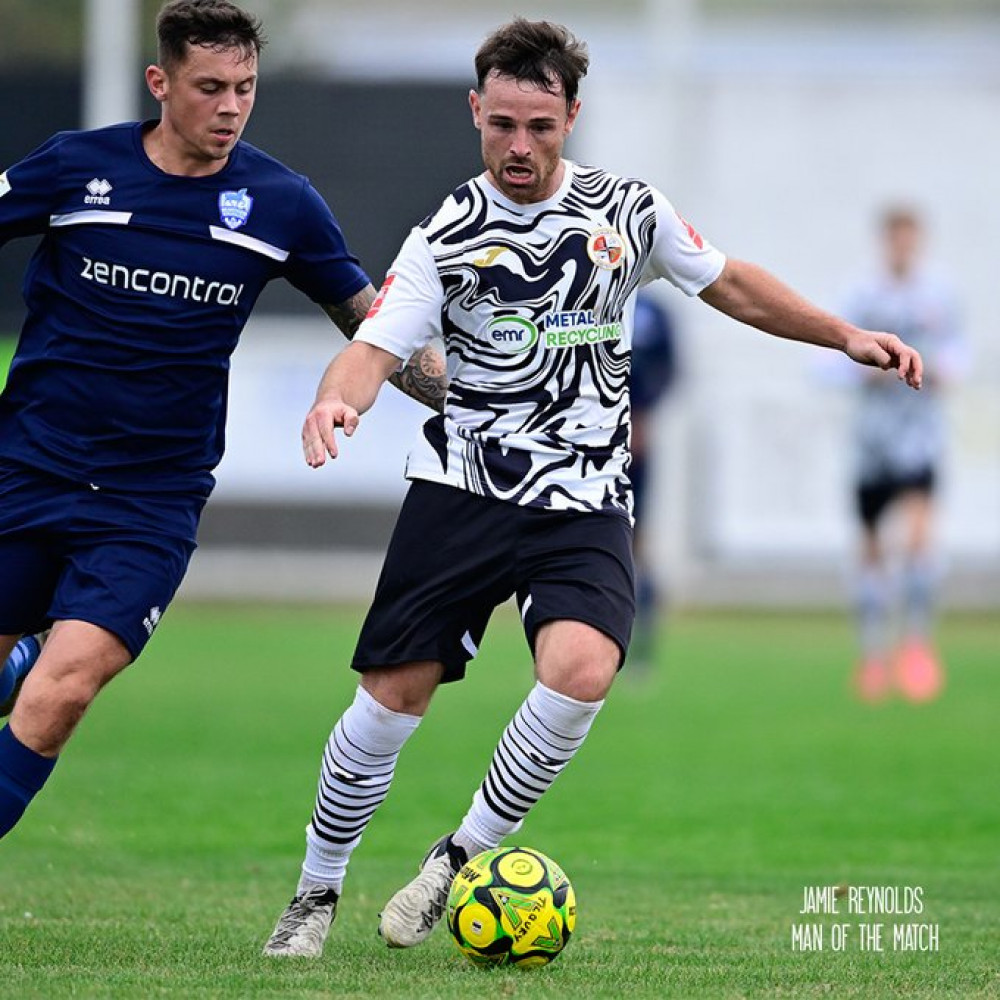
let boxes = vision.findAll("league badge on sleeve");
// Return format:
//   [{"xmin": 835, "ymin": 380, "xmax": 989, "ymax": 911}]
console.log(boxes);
[{"xmin": 219, "ymin": 188, "xmax": 254, "ymax": 230}]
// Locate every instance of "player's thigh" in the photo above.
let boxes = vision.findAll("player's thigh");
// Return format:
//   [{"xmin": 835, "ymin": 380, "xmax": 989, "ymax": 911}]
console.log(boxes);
[
  {"xmin": 517, "ymin": 510, "xmax": 635, "ymax": 686},
  {"xmin": 898, "ymin": 477, "xmax": 936, "ymax": 554},
  {"xmin": 12, "ymin": 619, "xmax": 134, "ymax": 754},
  {"xmin": 23, "ymin": 618, "xmax": 132, "ymax": 695},
  {"xmin": 352, "ymin": 481, "xmax": 519, "ymax": 683}
]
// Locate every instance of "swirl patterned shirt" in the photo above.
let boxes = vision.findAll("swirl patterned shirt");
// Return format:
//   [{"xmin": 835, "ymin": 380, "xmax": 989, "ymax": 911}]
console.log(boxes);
[{"xmin": 356, "ymin": 161, "xmax": 725, "ymax": 519}]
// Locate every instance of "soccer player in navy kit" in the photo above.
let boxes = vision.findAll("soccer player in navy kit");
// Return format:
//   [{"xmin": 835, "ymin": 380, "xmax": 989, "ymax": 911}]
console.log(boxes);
[
  {"xmin": 263, "ymin": 18, "xmax": 923, "ymax": 957},
  {"xmin": 0, "ymin": 0, "xmax": 444, "ymax": 841},
  {"xmin": 627, "ymin": 291, "xmax": 679, "ymax": 671}
]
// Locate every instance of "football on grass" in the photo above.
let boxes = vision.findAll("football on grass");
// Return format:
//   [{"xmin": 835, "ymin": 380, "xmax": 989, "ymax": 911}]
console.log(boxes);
[{"xmin": 446, "ymin": 846, "xmax": 576, "ymax": 968}]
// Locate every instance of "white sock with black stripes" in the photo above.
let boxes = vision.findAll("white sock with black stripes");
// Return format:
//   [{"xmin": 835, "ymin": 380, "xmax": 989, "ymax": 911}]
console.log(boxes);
[
  {"xmin": 452, "ymin": 680, "xmax": 604, "ymax": 858},
  {"xmin": 299, "ymin": 685, "xmax": 421, "ymax": 894}
]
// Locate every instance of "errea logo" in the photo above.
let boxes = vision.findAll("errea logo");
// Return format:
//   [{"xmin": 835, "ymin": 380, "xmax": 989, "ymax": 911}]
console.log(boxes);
[
  {"xmin": 84, "ymin": 178, "xmax": 112, "ymax": 205},
  {"xmin": 487, "ymin": 315, "xmax": 538, "ymax": 354},
  {"xmin": 143, "ymin": 606, "xmax": 162, "ymax": 637}
]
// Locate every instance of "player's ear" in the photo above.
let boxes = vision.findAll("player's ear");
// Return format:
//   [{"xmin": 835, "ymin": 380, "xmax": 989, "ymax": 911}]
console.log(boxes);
[
  {"xmin": 565, "ymin": 98, "xmax": 581, "ymax": 135},
  {"xmin": 146, "ymin": 64, "xmax": 168, "ymax": 104},
  {"xmin": 469, "ymin": 89, "xmax": 482, "ymax": 129}
]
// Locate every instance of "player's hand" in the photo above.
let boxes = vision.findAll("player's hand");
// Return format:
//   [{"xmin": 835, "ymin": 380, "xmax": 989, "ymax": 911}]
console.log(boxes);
[
  {"xmin": 301, "ymin": 398, "xmax": 360, "ymax": 467},
  {"xmin": 844, "ymin": 330, "xmax": 923, "ymax": 390}
]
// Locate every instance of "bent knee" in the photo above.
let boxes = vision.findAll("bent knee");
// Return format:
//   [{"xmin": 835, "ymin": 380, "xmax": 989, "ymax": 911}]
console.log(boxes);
[
  {"xmin": 360, "ymin": 661, "xmax": 443, "ymax": 716},
  {"xmin": 544, "ymin": 665, "xmax": 616, "ymax": 703}
]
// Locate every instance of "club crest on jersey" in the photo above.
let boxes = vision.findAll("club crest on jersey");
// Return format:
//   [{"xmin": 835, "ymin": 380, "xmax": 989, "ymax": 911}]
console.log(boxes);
[
  {"xmin": 486, "ymin": 314, "xmax": 539, "ymax": 354},
  {"xmin": 219, "ymin": 188, "xmax": 253, "ymax": 230},
  {"xmin": 587, "ymin": 228, "xmax": 625, "ymax": 270}
]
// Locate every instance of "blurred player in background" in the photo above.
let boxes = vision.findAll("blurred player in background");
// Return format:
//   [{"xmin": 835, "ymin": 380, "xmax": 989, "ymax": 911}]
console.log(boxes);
[
  {"xmin": 263, "ymin": 18, "xmax": 922, "ymax": 958},
  {"xmin": 628, "ymin": 291, "xmax": 679, "ymax": 671},
  {"xmin": 843, "ymin": 206, "xmax": 966, "ymax": 702},
  {"xmin": 0, "ymin": 0, "xmax": 444, "ymax": 843}
]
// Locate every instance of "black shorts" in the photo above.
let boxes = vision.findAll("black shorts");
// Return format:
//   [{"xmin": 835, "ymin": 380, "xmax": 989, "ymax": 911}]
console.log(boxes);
[
  {"xmin": 856, "ymin": 467, "xmax": 936, "ymax": 529},
  {"xmin": 352, "ymin": 480, "xmax": 636, "ymax": 683}
]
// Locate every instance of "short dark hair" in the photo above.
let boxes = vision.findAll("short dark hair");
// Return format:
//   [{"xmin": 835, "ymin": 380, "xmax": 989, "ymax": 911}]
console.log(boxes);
[
  {"xmin": 475, "ymin": 18, "xmax": 589, "ymax": 107},
  {"xmin": 881, "ymin": 205, "xmax": 922, "ymax": 232},
  {"xmin": 157, "ymin": 0, "xmax": 265, "ymax": 71}
]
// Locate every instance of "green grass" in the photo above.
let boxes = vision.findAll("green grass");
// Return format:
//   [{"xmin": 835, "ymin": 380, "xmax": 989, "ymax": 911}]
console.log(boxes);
[
  {"xmin": 1, "ymin": 605, "xmax": 997, "ymax": 998},
  {"xmin": 0, "ymin": 336, "xmax": 15, "ymax": 388}
]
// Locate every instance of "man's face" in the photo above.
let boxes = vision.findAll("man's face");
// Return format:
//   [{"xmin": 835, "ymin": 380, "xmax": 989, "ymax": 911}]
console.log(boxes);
[
  {"xmin": 146, "ymin": 43, "xmax": 257, "ymax": 173},
  {"xmin": 885, "ymin": 218, "xmax": 922, "ymax": 276},
  {"xmin": 470, "ymin": 70, "xmax": 580, "ymax": 204}
]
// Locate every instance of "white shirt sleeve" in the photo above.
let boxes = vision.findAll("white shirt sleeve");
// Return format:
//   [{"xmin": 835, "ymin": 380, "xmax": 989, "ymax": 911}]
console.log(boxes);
[
  {"xmin": 354, "ymin": 228, "xmax": 443, "ymax": 362},
  {"xmin": 643, "ymin": 188, "xmax": 726, "ymax": 296}
]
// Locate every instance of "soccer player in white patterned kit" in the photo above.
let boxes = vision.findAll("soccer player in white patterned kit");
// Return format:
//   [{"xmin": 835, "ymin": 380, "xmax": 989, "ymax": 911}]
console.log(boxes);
[
  {"xmin": 842, "ymin": 207, "xmax": 966, "ymax": 702},
  {"xmin": 264, "ymin": 18, "xmax": 923, "ymax": 957}
]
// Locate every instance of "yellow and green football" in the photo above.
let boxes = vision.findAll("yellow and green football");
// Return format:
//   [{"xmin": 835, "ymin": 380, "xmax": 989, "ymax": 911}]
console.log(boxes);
[{"xmin": 446, "ymin": 846, "xmax": 576, "ymax": 968}]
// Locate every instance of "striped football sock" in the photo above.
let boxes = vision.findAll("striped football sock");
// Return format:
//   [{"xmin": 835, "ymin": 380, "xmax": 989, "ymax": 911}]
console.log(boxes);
[
  {"xmin": 454, "ymin": 681, "xmax": 604, "ymax": 856},
  {"xmin": 300, "ymin": 685, "xmax": 420, "ymax": 893}
]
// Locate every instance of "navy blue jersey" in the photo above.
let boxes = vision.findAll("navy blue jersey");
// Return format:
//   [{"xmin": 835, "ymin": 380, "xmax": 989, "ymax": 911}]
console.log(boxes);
[
  {"xmin": 629, "ymin": 292, "xmax": 677, "ymax": 415},
  {"xmin": 0, "ymin": 122, "xmax": 369, "ymax": 496}
]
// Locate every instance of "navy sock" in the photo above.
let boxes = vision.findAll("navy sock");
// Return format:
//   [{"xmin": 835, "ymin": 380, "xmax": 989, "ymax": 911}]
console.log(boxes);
[
  {"xmin": 0, "ymin": 724, "xmax": 57, "ymax": 838},
  {"xmin": 0, "ymin": 635, "xmax": 42, "ymax": 705}
]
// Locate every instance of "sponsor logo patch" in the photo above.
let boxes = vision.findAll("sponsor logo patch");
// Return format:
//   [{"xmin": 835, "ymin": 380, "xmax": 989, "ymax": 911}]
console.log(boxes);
[
  {"xmin": 541, "ymin": 309, "xmax": 623, "ymax": 349},
  {"xmin": 219, "ymin": 187, "xmax": 253, "ymax": 230},
  {"xmin": 487, "ymin": 314, "xmax": 538, "ymax": 354},
  {"xmin": 485, "ymin": 311, "xmax": 623, "ymax": 353},
  {"xmin": 586, "ymin": 227, "xmax": 625, "ymax": 270}
]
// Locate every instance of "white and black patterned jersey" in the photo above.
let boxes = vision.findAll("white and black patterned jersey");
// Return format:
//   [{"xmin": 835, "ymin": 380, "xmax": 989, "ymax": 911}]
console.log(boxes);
[
  {"xmin": 841, "ymin": 267, "xmax": 966, "ymax": 483},
  {"xmin": 357, "ymin": 161, "xmax": 725, "ymax": 519}
]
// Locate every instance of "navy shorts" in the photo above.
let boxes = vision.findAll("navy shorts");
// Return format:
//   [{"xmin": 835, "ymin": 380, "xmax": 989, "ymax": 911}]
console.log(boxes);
[
  {"xmin": 352, "ymin": 480, "xmax": 636, "ymax": 683},
  {"xmin": 856, "ymin": 467, "xmax": 936, "ymax": 529},
  {"xmin": 0, "ymin": 461, "xmax": 204, "ymax": 659}
]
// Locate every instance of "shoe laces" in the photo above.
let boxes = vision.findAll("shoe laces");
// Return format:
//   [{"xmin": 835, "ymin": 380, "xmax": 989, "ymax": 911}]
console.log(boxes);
[{"xmin": 270, "ymin": 886, "xmax": 337, "ymax": 945}]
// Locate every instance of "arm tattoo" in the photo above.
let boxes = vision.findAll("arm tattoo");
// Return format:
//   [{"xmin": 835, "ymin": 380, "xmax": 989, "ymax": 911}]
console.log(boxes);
[
  {"xmin": 322, "ymin": 285, "xmax": 377, "ymax": 340},
  {"xmin": 323, "ymin": 287, "xmax": 447, "ymax": 412},
  {"xmin": 390, "ymin": 343, "xmax": 448, "ymax": 414}
]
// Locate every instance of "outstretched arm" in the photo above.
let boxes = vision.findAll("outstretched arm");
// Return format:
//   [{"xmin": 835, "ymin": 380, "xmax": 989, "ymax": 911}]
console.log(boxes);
[
  {"xmin": 699, "ymin": 259, "xmax": 923, "ymax": 389},
  {"xmin": 301, "ymin": 340, "xmax": 402, "ymax": 467},
  {"xmin": 322, "ymin": 289, "xmax": 447, "ymax": 412}
]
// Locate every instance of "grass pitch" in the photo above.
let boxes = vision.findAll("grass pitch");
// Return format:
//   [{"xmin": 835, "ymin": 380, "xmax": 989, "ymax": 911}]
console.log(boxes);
[{"xmin": 1, "ymin": 604, "xmax": 997, "ymax": 998}]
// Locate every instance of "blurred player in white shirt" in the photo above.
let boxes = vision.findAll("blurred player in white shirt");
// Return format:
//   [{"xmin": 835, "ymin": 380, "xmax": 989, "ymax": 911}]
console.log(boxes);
[{"xmin": 842, "ymin": 207, "xmax": 966, "ymax": 702}]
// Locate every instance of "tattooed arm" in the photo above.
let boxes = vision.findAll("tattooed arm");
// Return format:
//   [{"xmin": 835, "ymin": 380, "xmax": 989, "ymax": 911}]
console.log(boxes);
[{"xmin": 322, "ymin": 286, "xmax": 447, "ymax": 413}]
